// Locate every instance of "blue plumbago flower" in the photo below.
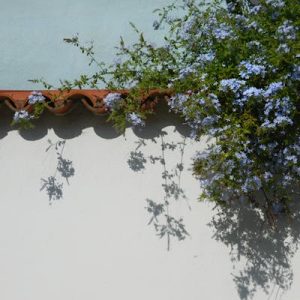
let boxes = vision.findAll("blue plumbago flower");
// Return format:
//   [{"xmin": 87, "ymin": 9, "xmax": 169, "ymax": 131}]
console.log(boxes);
[
  {"xmin": 282, "ymin": 174, "xmax": 293, "ymax": 186},
  {"xmin": 227, "ymin": 1, "xmax": 237, "ymax": 13},
  {"xmin": 225, "ymin": 159, "xmax": 236, "ymax": 174},
  {"xmin": 234, "ymin": 14, "xmax": 248, "ymax": 24},
  {"xmin": 127, "ymin": 112, "xmax": 145, "ymax": 127},
  {"xmin": 277, "ymin": 20, "xmax": 296, "ymax": 40},
  {"xmin": 247, "ymin": 41, "xmax": 261, "ymax": 49},
  {"xmin": 194, "ymin": 149, "xmax": 210, "ymax": 161},
  {"xmin": 200, "ymin": 15, "xmax": 217, "ymax": 34},
  {"xmin": 264, "ymin": 101, "xmax": 275, "ymax": 116},
  {"xmin": 178, "ymin": 30, "xmax": 190, "ymax": 41},
  {"xmin": 262, "ymin": 96, "xmax": 294, "ymax": 128},
  {"xmin": 234, "ymin": 95, "xmax": 255, "ymax": 108},
  {"xmin": 199, "ymin": 73, "xmax": 208, "ymax": 81},
  {"xmin": 197, "ymin": 51, "xmax": 215, "ymax": 64},
  {"xmin": 277, "ymin": 97, "xmax": 292, "ymax": 114},
  {"xmin": 13, "ymin": 110, "xmax": 32, "ymax": 122},
  {"xmin": 292, "ymin": 142, "xmax": 300, "ymax": 155},
  {"xmin": 249, "ymin": 5, "xmax": 261, "ymax": 14},
  {"xmin": 235, "ymin": 151, "xmax": 252, "ymax": 165},
  {"xmin": 285, "ymin": 154, "xmax": 297, "ymax": 164},
  {"xmin": 219, "ymin": 78, "xmax": 246, "ymax": 93},
  {"xmin": 259, "ymin": 144, "xmax": 267, "ymax": 151},
  {"xmin": 233, "ymin": 86, "xmax": 264, "ymax": 107},
  {"xmin": 280, "ymin": 144, "xmax": 300, "ymax": 171},
  {"xmin": 28, "ymin": 91, "xmax": 45, "ymax": 105},
  {"xmin": 266, "ymin": 0, "xmax": 285, "ymax": 8},
  {"xmin": 202, "ymin": 115, "xmax": 218, "ymax": 127},
  {"xmin": 241, "ymin": 176, "xmax": 262, "ymax": 193},
  {"xmin": 213, "ymin": 23, "xmax": 235, "ymax": 40},
  {"xmin": 267, "ymin": 141, "xmax": 278, "ymax": 150},
  {"xmin": 273, "ymin": 114, "xmax": 293, "ymax": 126},
  {"xmin": 271, "ymin": 11, "xmax": 281, "ymax": 21},
  {"xmin": 263, "ymin": 172, "xmax": 273, "ymax": 181},
  {"xmin": 178, "ymin": 65, "xmax": 196, "ymax": 79},
  {"xmin": 179, "ymin": 17, "xmax": 196, "ymax": 40},
  {"xmin": 246, "ymin": 21, "xmax": 263, "ymax": 32},
  {"xmin": 277, "ymin": 43, "xmax": 290, "ymax": 53},
  {"xmin": 186, "ymin": 113, "xmax": 203, "ymax": 137},
  {"xmin": 209, "ymin": 93, "xmax": 221, "ymax": 111},
  {"xmin": 291, "ymin": 65, "xmax": 300, "ymax": 80},
  {"xmin": 262, "ymin": 115, "xmax": 293, "ymax": 128},
  {"xmin": 103, "ymin": 93, "xmax": 122, "ymax": 109},
  {"xmin": 168, "ymin": 93, "xmax": 189, "ymax": 112},
  {"xmin": 239, "ymin": 61, "xmax": 266, "ymax": 79},
  {"xmin": 198, "ymin": 97, "xmax": 205, "ymax": 105},
  {"xmin": 242, "ymin": 87, "xmax": 264, "ymax": 98},
  {"xmin": 263, "ymin": 82, "xmax": 284, "ymax": 97}
]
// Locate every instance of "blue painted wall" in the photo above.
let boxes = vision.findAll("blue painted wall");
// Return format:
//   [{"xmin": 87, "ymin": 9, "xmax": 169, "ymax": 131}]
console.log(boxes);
[{"xmin": 0, "ymin": 0, "xmax": 170, "ymax": 89}]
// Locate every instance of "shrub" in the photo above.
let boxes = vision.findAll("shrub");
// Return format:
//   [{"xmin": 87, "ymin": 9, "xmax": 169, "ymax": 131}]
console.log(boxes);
[{"xmin": 35, "ymin": 0, "xmax": 300, "ymax": 222}]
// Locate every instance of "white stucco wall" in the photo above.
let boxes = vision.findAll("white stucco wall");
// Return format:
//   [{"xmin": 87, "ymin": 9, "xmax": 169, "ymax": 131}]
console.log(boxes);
[
  {"xmin": 1, "ymin": 1, "xmax": 300, "ymax": 300},
  {"xmin": 0, "ymin": 106, "xmax": 300, "ymax": 300}
]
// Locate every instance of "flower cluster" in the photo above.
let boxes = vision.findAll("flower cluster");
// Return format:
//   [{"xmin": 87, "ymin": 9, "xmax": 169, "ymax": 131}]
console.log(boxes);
[
  {"xmin": 28, "ymin": 91, "xmax": 45, "ymax": 105},
  {"xmin": 213, "ymin": 23, "xmax": 235, "ymax": 40},
  {"xmin": 103, "ymin": 93, "xmax": 122, "ymax": 109},
  {"xmin": 127, "ymin": 112, "xmax": 145, "ymax": 127},
  {"xmin": 10, "ymin": 90, "xmax": 46, "ymax": 128},
  {"xmin": 239, "ymin": 61, "xmax": 266, "ymax": 79},
  {"xmin": 219, "ymin": 79, "xmax": 246, "ymax": 93},
  {"xmin": 13, "ymin": 110, "xmax": 32, "ymax": 122},
  {"xmin": 277, "ymin": 20, "xmax": 297, "ymax": 40}
]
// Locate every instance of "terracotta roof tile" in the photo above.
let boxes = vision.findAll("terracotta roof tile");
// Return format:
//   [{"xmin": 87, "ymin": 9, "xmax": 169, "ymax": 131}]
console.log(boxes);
[{"xmin": 0, "ymin": 89, "xmax": 172, "ymax": 116}]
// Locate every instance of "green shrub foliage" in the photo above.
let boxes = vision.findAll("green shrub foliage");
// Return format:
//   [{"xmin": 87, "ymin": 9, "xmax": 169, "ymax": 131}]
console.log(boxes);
[{"xmin": 32, "ymin": 0, "xmax": 299, "ymax": 220}]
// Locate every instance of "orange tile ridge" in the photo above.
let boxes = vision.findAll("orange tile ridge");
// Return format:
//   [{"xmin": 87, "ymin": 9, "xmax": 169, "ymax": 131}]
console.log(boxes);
[{"xmin": 0, "ymin": 89, "xmax": 172, "ymax": 115}]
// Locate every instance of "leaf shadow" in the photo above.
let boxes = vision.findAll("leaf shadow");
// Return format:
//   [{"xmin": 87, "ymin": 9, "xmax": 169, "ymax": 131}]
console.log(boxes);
[
  {"xmin": 40, "ymin": 139, "xmax": 75, "ymax": 204},
  {"xmin": 128, "ymin": 132, "xmax": 191, "ymax": 250},
  {"xmin": 208, "ymin": 193, "xmax": 300, "ymax": 300}
]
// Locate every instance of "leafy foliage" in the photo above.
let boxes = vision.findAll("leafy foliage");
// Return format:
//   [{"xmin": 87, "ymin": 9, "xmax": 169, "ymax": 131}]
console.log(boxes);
[{"xmin": 32, "ymin": 0, "xmax": 299, "ymax": 222}]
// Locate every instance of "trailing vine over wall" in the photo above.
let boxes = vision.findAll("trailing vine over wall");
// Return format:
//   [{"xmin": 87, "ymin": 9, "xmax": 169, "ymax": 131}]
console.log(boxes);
[{"xmin": 11, "ymin": 0, "xmax": 300, "ymax": 225}]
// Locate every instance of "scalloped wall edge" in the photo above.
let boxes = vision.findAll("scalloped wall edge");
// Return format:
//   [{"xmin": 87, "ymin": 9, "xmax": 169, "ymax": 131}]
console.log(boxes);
[{"xmin": 0, "ymin": 89, "xmax": 172, "ymax": 115}]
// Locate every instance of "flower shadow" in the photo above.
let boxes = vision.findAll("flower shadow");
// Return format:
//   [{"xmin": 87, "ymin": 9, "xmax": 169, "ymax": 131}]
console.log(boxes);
[
  {"xmin": 208, "ymin": 192, "xmax": 300, "ymax": 300},
  {"xmin": 40, "ymin": 139, "xmax": 75, "ymax": 204},
  {"xmin": 40, "ymin": 176, "xmax": 63, "ymax": 203},
  {"xmin": 127, "ymin": 133, "xmax": 190, "ymax": 250},
  {"xmin": 127, "ymin": 150, "xmax": 147, "ymax": 172}
]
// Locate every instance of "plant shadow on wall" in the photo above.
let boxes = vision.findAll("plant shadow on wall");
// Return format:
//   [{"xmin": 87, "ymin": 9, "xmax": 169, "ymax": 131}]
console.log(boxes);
[
  {"xmin": 127, "ymin": 131, "xmax": 191, "ymax": 251},
  {"xmin": 209, "ymin": 192, "xmax": 300, "ymax": 300},
  {"xmin": 10, "ymin": 0, "xmax": 298, "ymax": 297},
  {"xmin": 41, "ymin": 139, "xmax": 75, "ymax": 204},
  {"xmin": 0, "ymin": 98, "xmax": 189, "ymax": 141}
]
